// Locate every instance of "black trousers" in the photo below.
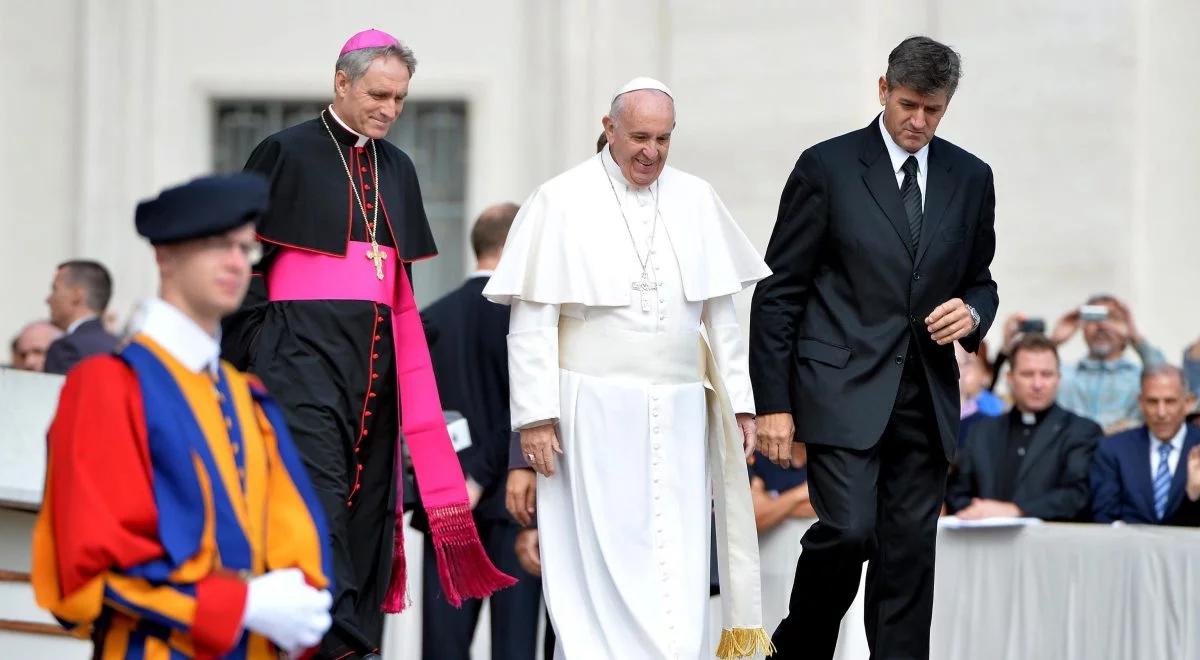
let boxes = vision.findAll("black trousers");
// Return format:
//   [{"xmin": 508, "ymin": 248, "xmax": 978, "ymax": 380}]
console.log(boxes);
[
  {"xmin": 772, "ymin": 347, "xmax": 949, "ymax": 660},
  {"xmin": 258, "ymin": 308, "xmax": 400, "ymax": 659},
  {"xmin": 421, "ymin": 520, "xmax": 542, "ymax": 660}
]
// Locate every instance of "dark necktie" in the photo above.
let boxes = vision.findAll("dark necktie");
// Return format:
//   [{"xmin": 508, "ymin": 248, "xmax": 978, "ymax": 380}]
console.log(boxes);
[{"xmin": 900, "ymin": 155, "xmax": 922, "ymax": 251}]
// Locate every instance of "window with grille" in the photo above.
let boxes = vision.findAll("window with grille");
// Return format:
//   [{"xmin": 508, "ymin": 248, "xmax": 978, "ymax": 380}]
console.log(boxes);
[{"xmin": 212, "ymin": 99, "xmax": 468, "ymax": 304}]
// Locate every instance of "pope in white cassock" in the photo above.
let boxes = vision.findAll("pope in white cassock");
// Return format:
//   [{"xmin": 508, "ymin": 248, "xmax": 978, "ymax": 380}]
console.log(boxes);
[{"xmin": 484, "ymin": 78, "xmax": 775, "ymax": 660}]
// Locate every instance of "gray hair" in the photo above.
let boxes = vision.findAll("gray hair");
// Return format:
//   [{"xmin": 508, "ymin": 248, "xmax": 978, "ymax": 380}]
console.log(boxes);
[
  {"xmin": 1142, "ymin": 363, "xmax": 1191, "ymax": 392},
  {"xmin": 885, "ymin": 36, "xmax": 962, "ymax": 98},
  {"xmin": 335, "ymin": 44, "xmax": 418, "ymax": 82},
  {"xmin": 608, "ymin": 89, "xmax": 674, "ymax": 127}
]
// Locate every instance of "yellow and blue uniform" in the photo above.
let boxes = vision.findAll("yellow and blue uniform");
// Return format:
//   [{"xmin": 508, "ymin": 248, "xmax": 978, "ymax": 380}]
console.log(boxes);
[{"xmin": 32, "ymin": 334, "xmax": 331, "ymax": 659}]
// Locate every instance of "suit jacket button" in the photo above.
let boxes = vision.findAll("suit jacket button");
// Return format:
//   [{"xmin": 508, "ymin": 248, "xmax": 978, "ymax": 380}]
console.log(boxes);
[
  {"xmin": 895, "ymin": 355, "xmax": 904, "ymax": 365},
  {"xmin": 913, "ymin": 272, "xmax": 921, "ymax": 281}
]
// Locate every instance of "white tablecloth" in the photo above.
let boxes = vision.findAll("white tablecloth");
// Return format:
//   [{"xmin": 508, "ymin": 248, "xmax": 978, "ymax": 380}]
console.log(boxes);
[
  {"xmin": 931, "ymin": 522, "xmax": 1200, "ymax": 660},
  {"xmin": 388, "ymin": 520, "xmax": 1200, "ymax": 659}
]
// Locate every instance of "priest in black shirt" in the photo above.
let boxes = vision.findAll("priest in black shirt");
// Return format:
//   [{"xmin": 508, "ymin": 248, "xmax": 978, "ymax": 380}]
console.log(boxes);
[
  {"xmin": 222, "ymin": 29, "xmax": 512, "ymax": 659},
  {"xmin": 947, "ymin": 334, "xmax": 1102, "ymax": 521}
]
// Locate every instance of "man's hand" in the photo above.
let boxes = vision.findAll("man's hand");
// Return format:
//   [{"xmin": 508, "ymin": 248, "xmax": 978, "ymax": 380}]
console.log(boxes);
[
  {"xmin": 925, "ymin": 298, "xmax": 974, "ymax": 345},
  {"xmin": 1001, "ymin": 312, "xmax": 1027, "ymax": 353},
  {"xmin": 241, "ymin": 568, "xmax": 333, "ymax": 656},
  {"xmin": 1109, "ymin": 298, "xmax": 1143, "ymax": 345},
  {"xmin": 788, "ymin": 482, "xmax": 813, "ymax": 518},
  {"xmin": 465, "ymin": 478, "xmax": 483, "ymax": 510},
  {"xmin": 520, "ymin": 423, "xmax": 562, "ymax": 477},
  {"xmin": 514, "ymin": 528, "xmax": 542, "ymax": 577},
  {"xmin": 1049, "ymin": 309, "xmax": 1081, "ymax": 346},
  {"xmin": 505, "ymin": 468, "xmax": 537, "ymax": 526},
  {"xmin": 956, "ymin": 498, "xmax": 1022, "ymax": 520},
  {"xmin": 1185, "ymin": 446, "xmax": 1200, "ymax": 502},
  {"xmin": 736, "ymin": 413, "xmax": 757, "ymax": 459},
  {"xmin": 756, "ymin": 412, "xmax": 794, "ymax": 468}
]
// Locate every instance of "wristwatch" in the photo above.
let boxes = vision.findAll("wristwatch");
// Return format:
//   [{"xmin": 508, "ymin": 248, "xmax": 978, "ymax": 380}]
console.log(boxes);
[{"xmin": 966, "ymin": 304, "xmax": 981, "ymax": 332}]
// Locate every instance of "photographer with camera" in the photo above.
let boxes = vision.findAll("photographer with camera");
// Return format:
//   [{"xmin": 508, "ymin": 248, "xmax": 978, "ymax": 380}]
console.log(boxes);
[
  {"xmin": 1047, "ymin": 295, "xmax": 1166, "ymax": 433},
  {"xmin": 994, "ymin": 296, "xmax": 1166, "ymax": 434}
]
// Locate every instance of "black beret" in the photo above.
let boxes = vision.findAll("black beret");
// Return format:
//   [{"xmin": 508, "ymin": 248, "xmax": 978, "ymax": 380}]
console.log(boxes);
[{"xmin": 135, "ymin": 173, "xmax": 269, "ymax": 245}]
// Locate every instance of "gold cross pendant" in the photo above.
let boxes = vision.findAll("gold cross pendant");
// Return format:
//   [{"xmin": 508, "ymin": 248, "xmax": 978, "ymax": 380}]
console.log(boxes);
[{"xmin": 365, "ymin": 241, "xmax": 387, "ymax": 280}]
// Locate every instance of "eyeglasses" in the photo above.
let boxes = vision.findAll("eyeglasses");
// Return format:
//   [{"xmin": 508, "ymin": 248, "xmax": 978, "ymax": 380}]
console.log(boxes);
[{"xmin": 196, "ymin": 235, "xmax": 264, "ymax": 264}]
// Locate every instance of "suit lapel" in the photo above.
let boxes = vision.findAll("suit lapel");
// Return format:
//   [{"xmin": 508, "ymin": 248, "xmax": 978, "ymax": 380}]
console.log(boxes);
[
  {"xmin": 859, "ymin": 123, "xmax": 914, "ymax": 258},
  {"xmin": 1128, "ymin": 429, "xmax": 1158, "ymax": 521},
  {"xmin": 914, "ymin": 139, "xmax": 959, "ymax": 268},
  {"xmin": 1015, "ymin": 406, "xmax": 1064, "ymax": 485}
]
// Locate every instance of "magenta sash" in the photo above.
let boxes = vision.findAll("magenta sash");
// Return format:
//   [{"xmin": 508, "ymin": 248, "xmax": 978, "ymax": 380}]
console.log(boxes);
[{"xmin": 268, "ymin": 241, "xmax": 515, "ymax": 611}]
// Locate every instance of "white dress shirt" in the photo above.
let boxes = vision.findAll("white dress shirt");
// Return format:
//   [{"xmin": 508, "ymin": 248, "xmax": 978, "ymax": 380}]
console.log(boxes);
[
  {"xmin": 129, "ymin": 298, "xmax": 221, "ymax": 375},
  {"xmin": 1149, "ymin": 424, "xmax": 1187, "ymax": 482},
  {"xmin": 879, "ymin": 113, "xmax": 929, "ymax": 209}
]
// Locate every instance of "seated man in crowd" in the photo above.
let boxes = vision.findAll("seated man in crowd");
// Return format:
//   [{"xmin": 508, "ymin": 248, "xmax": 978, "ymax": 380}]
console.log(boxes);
[
  {"xmin": 1091, "ymin": 364, "xmax": 1199, "ymax": 524},
  {"xmin": 43, "ymin": 259, "xmax": 120, "ymax": 375},
  {"xmin": 948, "ymin": 334, "xmax": 1102, "ymax": 521},
  {"xmin": 1050, "ymin": 295, "xmax": 1165, "ymax": 433},
  {"xmin": 8, "ymin": 320, "xmax": 62, "ymax": 371},
  {"xmin": 750, "ymin": 444, "xmax": 816, "ymax": 532}
]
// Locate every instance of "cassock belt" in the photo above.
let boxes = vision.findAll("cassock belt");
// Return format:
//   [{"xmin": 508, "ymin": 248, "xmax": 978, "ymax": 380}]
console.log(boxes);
[
  {"xmin": 558, "ymin": 317, "xmax": 702, "ymax": 385},
  {"xmin": 267, "ymin": 241, "xmax": 515, "ymax": 612}
]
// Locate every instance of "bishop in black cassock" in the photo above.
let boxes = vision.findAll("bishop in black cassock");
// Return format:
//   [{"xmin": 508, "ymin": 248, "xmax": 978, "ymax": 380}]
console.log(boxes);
[{"xmin": 223, "ymin": 30, "xmax": 512, "ymax": 659}]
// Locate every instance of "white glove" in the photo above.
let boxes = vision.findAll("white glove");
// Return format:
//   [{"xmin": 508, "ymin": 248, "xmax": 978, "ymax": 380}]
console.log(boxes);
[{"xmin": 241, "ymin": 568, "xmax": 332, "ymax": 655}]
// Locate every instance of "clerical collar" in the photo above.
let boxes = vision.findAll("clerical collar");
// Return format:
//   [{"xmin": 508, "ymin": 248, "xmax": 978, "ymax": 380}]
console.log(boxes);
[
  {"xmin": 326, "ymin": 105, "xmax": 369, "ymax": 147},
  {"xmin": 65, "ymin": 315, "xmax": 97, "ymax": 336},
  {"xmin": 878, "ymin": 113, "xmax": 929, "ymax": 179},
  {"xmin": 601, "ymin": 145, "xmax": 654, "ymax": 193},
  {"xmin": 130, "ymin": 298, "xmax": 221, "ymax": 375},
  {"xmin": 1010, "ymin": 406, "xmax": 1052, "ymax": 427}
]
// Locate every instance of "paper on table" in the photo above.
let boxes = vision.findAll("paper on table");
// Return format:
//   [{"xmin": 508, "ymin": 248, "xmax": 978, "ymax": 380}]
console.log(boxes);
[{"xmin": 939, "ymin": 516, "xmax": 1043, "ymax": 530}]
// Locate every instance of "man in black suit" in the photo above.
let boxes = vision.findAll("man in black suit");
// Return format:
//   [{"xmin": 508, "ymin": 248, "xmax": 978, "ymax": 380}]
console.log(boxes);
[
  {"xmin": 947, "ymin": 334, "xmax": 1102, "ymax": 521},
  {"xmin": 1091, "ymin": 364, "xmax": 1200, "ymax": 525},
  {"xmin": 44, "ymin": 260, "xmax": 119, "ymax": 375},
  {"xmin": 750, "ymin": 36, "xmax": 998, "ymax": 658},
  {"xmin": 416, "ymin": 203, "xmax": 541, "ymax": 660}
]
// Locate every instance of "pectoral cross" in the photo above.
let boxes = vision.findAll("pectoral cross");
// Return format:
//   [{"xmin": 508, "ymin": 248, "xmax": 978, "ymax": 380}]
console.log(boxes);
[
  {"xmin": 365, "ymin": 241, "xmax": 387, "ymax": 280},
  {"xmin": 632, "ymin": 274, "xmax": 658, "ymax": 312}
]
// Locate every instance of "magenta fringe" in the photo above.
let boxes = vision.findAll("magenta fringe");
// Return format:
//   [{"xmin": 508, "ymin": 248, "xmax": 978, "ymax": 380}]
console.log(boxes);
[{"xmin": 381, "ymin": 503, "xmax": 517, "ymax": 613}]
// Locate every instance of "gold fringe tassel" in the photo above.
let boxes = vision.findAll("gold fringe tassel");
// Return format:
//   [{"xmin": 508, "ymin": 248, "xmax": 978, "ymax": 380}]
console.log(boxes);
[{"xmin": 715, "ymin": 627, "xmax": 776, "ymax": 658}]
